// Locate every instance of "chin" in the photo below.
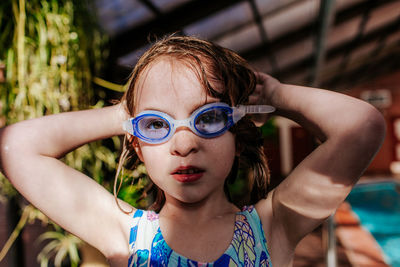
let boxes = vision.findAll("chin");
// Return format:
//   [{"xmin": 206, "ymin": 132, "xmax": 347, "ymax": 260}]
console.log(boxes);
[
  {"xmin": 177, "ymin": 195, "xmax": 204, "ymax": 204},
  {"xmin": 170, "ymin": 191, "xmax": 208, "ymax": 205}
]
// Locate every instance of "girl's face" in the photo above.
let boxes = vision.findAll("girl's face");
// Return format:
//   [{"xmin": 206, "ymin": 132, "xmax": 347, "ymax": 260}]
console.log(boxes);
[{"xmin": 133, "ymin": 58, "xmax": 236, "ymax": 205}]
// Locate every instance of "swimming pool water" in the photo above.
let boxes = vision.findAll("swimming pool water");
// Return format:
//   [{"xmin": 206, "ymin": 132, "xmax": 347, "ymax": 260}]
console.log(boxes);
[{"xmin": 346, "ymin": 181, "xmax": 400, "ymax": 267}]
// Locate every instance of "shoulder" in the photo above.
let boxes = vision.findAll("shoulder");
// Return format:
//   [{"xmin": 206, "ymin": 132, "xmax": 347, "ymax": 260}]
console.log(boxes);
[
  {"xmin": 98, "ymin": 203, "xmax": 138, "ymax": 259},
  {"xmin": 254, "ymin": 188, "xmax": 302, "ymax": 248},
  {"xmin": 254, "ymin": 191, "xmax": 298, "ymax": 266},
  {"xmin": 254, "ymin": 191, "xmax": 274, "ymax": 233}
]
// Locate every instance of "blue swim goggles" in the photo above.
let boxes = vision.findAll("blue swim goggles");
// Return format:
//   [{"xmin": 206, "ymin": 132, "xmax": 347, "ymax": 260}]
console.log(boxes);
[{"xmin": 122, "ymin": 102, "xmax": 275, "ymax": 144}]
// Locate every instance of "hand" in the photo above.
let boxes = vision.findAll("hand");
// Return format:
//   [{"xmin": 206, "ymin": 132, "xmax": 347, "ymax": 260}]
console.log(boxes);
[
  {"xmin": 117, "ymin": 100, "xmax": 131, "ymax": 121},
  {"xmin": 249, "ymin": 72, "xmax": 280, "ymax": 105},
  {"xmin": 248, "ymin": 72, "xmax": 280, "ymax": 126}
]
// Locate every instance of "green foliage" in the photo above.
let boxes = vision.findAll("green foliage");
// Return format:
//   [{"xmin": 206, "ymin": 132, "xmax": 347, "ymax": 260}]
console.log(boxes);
[
  {"xmin": 37, "ymin": 229, "xmax": 82, "ymax": 267},
  {"xmin": 0, "ymin": 174, "xmax": 17, "ymax": 203},
  {"xmin": 0, "ymin": 0, "xmax": 115, "ymax": 190},
  {"xmin": 260, "ymin": 118, "xmax": 277, "ymax": 139},
  {"xmin": 0, "ymin": 205, "xmax": 51, "ymax": 262},
  {"xmin": 0, "ymin": 0, "xmax": 133, "ymax": 265},
  {"xmin": 117, "ymin": 164, "xmax": 151, "ymax": 208}
]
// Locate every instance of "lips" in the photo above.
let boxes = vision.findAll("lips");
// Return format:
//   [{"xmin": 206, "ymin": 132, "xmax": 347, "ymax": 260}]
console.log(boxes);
[{"xmin": 172, "ymin": 166, "xmax": 204, "ymax": 183}]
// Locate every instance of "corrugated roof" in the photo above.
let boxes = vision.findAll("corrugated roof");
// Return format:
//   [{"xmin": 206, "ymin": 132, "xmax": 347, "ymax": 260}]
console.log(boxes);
[{"xmin": 95, "ymin": 0, "xmax": 400, "ymax": 89}]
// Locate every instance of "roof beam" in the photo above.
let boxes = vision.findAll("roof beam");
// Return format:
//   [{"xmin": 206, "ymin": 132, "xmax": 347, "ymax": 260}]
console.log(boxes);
[
  {"xmin": 333, "ymin": 0, "xmax": 395, "ymax": 24},
  {"xmin": 327, "ymin": 15, "xmax": 400, "ymax": 88},
  {"xmin": 277, "ymin": 17, "xmax": 400, "ymax": 84},
  {"xmin": 309, "ymin": 0, "xmax": 336, "ymax": 87},
  {"xmin": 322, "ymin": 42, "xmax": 400, "ymax": 89},
  {"xmin": 242, "ymin": 0, "xmax": 397, "ymax": 70},
  {"xmin": 247, "ymin": 0, "xmax": 279, "ymax": 74},
  {"xmin": 138, "ymin": 0, "xmax": 162, "ymax": 16},
  {"xmin": 105, "ymin": 0, "xmax": 397, "ymax": 84},
  {"xmin": 109, "ymin": 0, "xmax": 244, "ymax": 61},
  {"xmin": 211, "ymin": 0, "xmax": 305, "ymax": 43},
  {"xmin": 338, "ymin": 3, "xmax": 373, "ymax": 71}
]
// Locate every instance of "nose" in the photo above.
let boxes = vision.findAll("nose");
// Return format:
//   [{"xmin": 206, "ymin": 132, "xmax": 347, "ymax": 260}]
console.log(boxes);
[{"xmin": 169, "ymin": 128, "xmax": 199, "ymax": 157}]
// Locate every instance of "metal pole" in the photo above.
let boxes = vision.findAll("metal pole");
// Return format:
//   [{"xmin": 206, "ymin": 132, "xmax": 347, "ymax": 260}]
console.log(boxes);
[
  {"xmin": 310, "ymin": 0, "xmax": 336, "ymax": 87},
  {"xmin": 326, "ymin": 214, "xmax": 337, "ymax": 267}
]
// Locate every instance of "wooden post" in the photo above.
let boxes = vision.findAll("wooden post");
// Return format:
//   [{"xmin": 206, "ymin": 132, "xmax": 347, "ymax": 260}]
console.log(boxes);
[
  {"xmin": 0, "ymin": 63, "xmax": 5, "ymax": 83},
  {"xmin": 0, "ymin": 199, "xmax": 18, "ymax": 267}
]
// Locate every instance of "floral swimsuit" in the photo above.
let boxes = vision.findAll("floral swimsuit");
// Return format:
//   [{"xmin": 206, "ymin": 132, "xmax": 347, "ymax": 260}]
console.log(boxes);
[{"xmin": 128, "ymin": 205, "xmax": 272, "ymax": 266}]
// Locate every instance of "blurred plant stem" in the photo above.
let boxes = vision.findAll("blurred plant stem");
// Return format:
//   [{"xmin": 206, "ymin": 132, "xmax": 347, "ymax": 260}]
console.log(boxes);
[
  {"xmin": 0, "ymin": 0, "xmax": 125, "ymax": 265},
  {"xmin": 0, "ymin": 0, "xmax": 152, "ymax": 264}
]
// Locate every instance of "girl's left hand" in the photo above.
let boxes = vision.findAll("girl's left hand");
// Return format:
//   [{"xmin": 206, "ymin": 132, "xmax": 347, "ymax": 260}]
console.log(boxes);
[{"xmin": 248, "ymin": 72, "xmax": 280, "ymax": 125}]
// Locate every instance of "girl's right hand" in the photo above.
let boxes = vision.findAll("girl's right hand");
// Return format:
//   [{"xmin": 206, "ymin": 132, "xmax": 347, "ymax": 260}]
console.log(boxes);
[{"xmin": 0, "ymin": 104, "xmax": 135, "ymax": 259}]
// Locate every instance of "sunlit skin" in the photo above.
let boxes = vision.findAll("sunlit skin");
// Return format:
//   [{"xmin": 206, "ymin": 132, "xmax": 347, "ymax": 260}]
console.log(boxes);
[
  {"xmin": 134, "ymin": 58, "xmax": 236, "ymax": 205},
  {"xmin": 132, "ymin": 58, "xmax": 241, "ymax": 261},
  {"xmin": 0, "ymin": 44, "xmax": 386, "ymax": 266}
]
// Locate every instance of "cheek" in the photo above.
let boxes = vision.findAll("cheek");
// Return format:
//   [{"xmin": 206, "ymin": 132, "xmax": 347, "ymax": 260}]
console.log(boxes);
[
  {"xmin": 207, "ymin": 134, "xmax": 236, "ymax": 176},
  {"xmin": 138, "ymin": 133, "xmax": 236, "ymax": 181},
  {"xmin": 139, "ymin": 145, "xmax": 167, "ymax": 177}
]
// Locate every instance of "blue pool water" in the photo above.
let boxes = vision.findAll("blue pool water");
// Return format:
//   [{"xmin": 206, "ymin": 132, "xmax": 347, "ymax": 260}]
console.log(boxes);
[{"xmin": 346, "ymin": 181, "xmax": 400, "ymax": 267}]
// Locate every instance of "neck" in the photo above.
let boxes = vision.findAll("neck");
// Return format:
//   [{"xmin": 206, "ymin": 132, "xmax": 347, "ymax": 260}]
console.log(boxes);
[{"xmin": 160, "ymin": 192, "xmax": 239, "ymax": 224}]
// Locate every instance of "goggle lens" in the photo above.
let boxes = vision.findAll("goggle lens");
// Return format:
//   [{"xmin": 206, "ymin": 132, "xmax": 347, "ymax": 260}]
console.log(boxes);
[
  {"xmin": 194, "ymin": 108, "xmax": 229, "ymax": 135},
  {"xmin": 137, "ymin": 115, "xmax": 170, "ymax": 140}
]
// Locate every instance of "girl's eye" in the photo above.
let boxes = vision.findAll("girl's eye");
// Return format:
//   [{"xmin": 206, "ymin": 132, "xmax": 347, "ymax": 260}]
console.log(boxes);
[
  {"xmin": 198, "ymin": 110, "xmax": 226, "ymax": 124},
  {"xmin": 198, "ymin": 114, "xmax": 215, "ymax": 124},
  {"xmin": 137, "ymin": 116, "xmax": 170, "ymax": 139},
  {"xmin": 146, "ymin": 119, "xmax": 168, "ymax": 130},
  {"xmin": 137, "ymin": 116, "xmax": 169, "ymax": 132},
  {"xmin": 195, "ymin": 109, "xmax": 228, "ymax": 133}
]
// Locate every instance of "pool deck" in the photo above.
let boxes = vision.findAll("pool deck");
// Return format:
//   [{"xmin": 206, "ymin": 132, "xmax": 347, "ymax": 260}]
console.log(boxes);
[
  {"xmin": 293, "ymin": 201, "xmax": 390, "ymax": 267},
  {"xmin": 294, "ymin": 225, "xmax": 352, "ymax": 267},
  {"xmin": 334, "ymin": 202, "xmax": 390, "ymax": 267},
  {"xmin": 293, "ymin": 174, "xmax": 399, "ymax": 267}
]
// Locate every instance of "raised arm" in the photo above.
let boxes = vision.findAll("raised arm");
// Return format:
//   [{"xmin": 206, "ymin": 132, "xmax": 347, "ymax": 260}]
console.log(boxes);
[
  {"xmin": 0, "ymin": 104, "xmax": 132, "ymax": 258},
  {"xmin": 252, "ymin": 73, "xmax": 386, "ymax": 254}
]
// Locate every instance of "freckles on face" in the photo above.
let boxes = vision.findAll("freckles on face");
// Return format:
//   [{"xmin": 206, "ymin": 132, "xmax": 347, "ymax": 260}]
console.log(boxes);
[
  {"xmin": 139, "ymin": 132, "xmax": 236, "ymax": 202},
  {"xmin": 131, "ymin": 58, "xmax": 237, "ymax": 200},
  {"xmin": 134, "ymin": 58, "xmax": 210, "ymax": 114}
]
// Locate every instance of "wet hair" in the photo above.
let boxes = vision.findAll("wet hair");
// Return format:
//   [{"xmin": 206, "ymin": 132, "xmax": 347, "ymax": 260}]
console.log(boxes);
[{"xmin": 115, "ymin": 35, "xmax": 270, "ymax": 212}]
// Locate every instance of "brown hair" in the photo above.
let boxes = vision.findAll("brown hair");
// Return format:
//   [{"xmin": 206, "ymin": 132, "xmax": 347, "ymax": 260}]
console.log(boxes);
[{"xmin": 115, "ymin": 35, "xmax": 270, "ymax": 212}]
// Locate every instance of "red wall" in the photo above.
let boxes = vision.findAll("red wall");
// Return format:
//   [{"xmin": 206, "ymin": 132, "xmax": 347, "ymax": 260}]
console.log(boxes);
[{"xmin": 342, "ymin": 70, "xmax": 400, "ymax": 174}]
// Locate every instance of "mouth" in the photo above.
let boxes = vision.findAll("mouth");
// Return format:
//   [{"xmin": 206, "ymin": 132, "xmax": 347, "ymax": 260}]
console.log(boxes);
[
  {"xmin": 172, "ymin": 166, "xmax": 204, "ymax": 182},
  {"xmin": 174, "ymin": 168, "xmax": 203, "ymax": 174}
]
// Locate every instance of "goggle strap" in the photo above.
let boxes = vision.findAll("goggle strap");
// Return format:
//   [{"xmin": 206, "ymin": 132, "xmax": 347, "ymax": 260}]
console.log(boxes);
[
  {"xmin": 241, "ymin": 105, "xmax": 276, "ymax": 114},
  {"xmin": 122, "ymin": 119, "xmax": 134, "ymax": 135},
  {"xmin": 232, "ymin": 105, "xmax": 276, "ymax": 123}
]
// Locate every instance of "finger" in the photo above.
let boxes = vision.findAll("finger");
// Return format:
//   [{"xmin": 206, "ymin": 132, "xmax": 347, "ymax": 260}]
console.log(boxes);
[
  {"xmin": 254, "ymin": 72, "xmax": 263, "ymax": 84},
  {"xmin": 250, "ymin": 88, "xmax": 262, "ymax": 98},
  {"xmin": 249, "ymin": 114, "xmax": 269, "ymax": 127},
  {"xmin": 254, "ymin": 72, "xmax": 269, "ymax": 84},
  {"xmin": 254, "ymin": 84, "xmax": 263, "ymax": 93},
  {"xmin": 248, "ymin": 95, "xmax": 259, "ymax": 104}
]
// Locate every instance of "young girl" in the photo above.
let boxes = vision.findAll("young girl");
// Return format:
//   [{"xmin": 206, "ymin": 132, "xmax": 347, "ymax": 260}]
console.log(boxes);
[{"xmin": 0, "ymin": 36, "xmax": 385, "ymax": 266}]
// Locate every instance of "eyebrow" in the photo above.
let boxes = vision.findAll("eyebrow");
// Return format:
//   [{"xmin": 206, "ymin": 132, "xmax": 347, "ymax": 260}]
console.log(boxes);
[
  {"xmin": 138, "ymin": 100, "xmax": 221, "ymax": 118},
  {"xmin": 189, "ymin": 99, "xmax": 219, "ymax": 114}
]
